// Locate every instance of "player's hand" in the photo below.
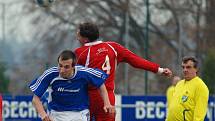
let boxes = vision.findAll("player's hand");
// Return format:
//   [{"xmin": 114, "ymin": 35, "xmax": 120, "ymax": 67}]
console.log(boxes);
[
  {"xmin": 42, "ymin": 115, "xmax": 52, "ymax": 121},
  {"xmin": 103, "ymin": 104, "xmax": 115, "ymax": 114},
  {"xmin": 162, "ymin": 68, "xmax": 172, "ymax": 77}
]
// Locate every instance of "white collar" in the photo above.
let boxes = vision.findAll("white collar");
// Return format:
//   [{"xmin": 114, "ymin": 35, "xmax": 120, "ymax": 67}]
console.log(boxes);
[{"xmin": 84, "ymin": 41, "xmax": 103, "ymax": 46}]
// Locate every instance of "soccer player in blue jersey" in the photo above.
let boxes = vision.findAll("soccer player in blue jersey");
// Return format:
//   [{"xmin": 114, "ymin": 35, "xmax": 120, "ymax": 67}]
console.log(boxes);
[{"xmin": 29, "ymin": 50, "xmax": 115, "ymax": 121}]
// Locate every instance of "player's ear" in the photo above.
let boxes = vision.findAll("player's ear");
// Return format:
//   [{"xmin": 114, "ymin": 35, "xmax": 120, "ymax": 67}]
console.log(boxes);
[
  {"xmin": 84, "ymin": 39, "xmax": 89, "ymax": 43},
  {"xmin": 72, "ymin": 60, "xmax": 76, "ymax": 67},
  {"xmin": 72, "ymin": 63, "xmax": 75, "ymax": 67}
]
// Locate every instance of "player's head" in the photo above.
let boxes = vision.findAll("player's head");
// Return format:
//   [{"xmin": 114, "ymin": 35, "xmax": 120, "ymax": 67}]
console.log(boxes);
[
  {"xmin": 57, "ymin": 50, "xmax": 76, "ymax": 79},
  {"xmin": 76, "ymin": 22, "xmax": 99, "ymax": 45},
  {"xmin": 172, "ymin": 76, "xmax": 181, "ymax": 86},
  {"xmin": 181, "ymin": 56, "xmax": 198, "ymax": 81}
]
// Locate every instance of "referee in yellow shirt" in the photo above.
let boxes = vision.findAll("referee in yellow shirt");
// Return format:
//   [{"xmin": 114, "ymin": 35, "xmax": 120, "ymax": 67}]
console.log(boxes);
[{"xmin": 166, "ymin": 56, "xmax": 209, "ymax": 121}]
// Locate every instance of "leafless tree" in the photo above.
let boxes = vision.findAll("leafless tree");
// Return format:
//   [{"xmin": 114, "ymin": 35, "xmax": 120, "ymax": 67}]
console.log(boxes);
[{"xmin": 4, "ymin": 0, "xmax": 209, "ymax": 94}]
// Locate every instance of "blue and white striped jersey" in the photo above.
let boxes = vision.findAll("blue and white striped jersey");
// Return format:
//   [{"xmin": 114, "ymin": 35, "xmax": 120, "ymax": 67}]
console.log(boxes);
[{"xmin": 29, "ymin": 65, "xmax": 108, "ymax": 111}]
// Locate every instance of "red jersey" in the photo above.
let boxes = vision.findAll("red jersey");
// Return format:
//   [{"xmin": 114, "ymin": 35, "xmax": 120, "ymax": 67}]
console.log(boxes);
[{"xmin": 75, "ymin": 41, "xmax": 160, "ymax": 91}]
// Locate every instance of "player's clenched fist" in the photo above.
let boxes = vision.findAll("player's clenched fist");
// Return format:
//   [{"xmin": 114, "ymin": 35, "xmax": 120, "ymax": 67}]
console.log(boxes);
[{"xmin": 161, "ymin": 68, "xmax": 172, "ymax": 77}]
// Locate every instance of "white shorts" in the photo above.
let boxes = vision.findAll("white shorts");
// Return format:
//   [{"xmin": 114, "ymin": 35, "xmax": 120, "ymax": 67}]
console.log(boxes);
[{"xmin": 49, "ymin": 109, "xmax": 90, "ymax": 121}]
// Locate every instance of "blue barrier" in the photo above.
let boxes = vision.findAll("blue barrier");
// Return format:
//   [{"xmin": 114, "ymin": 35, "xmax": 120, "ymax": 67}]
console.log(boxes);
[
  {"xmin": 2, "ymin": 95, "xmax": 47, "ymax": 121},
  {"xmin": 121, "ymin": 96, "xmax": 215, "ymax": 121},
  {"xmin": 2, "ymin": 95, "xmax": 215, "ymax": 121}
]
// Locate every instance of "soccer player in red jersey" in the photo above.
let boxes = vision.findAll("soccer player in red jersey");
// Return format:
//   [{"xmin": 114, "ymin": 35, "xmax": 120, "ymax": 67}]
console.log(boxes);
[{"xmin": 75, "ymin": 22, "xmax": 172, "ymax": 121}]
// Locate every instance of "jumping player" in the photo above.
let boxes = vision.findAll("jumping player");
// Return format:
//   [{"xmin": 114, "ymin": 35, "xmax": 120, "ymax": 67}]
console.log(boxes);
[
  {"xmin": 75, "ymin": 22, "xmax": 172, "ymax": 121},
  {"xmin": 29, "ymin": 50, "xmax": 115, "ymax": 121}
]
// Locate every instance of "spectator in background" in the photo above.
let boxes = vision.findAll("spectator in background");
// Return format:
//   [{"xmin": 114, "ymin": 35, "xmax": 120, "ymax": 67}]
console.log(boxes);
[
  {"xmin": 166, "ymin": 56, "xmax": 209, "ymax": 121},
  {"xmin": 166, "ymin": 76, "xmax": 181, "ymax": 107}
]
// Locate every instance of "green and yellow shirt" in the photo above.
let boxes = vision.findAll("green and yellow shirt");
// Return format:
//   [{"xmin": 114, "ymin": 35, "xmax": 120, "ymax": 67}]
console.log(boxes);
[{"xmin": 166, "ymin": 76, "xmax": 209, "ymax": 121}]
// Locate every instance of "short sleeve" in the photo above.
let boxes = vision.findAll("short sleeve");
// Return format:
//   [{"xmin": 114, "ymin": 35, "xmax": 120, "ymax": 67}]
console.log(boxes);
[
  {"xmin": 28, "ymin": 67, "xmax": 58, "ymax": 97},
  {"xmin": 85, "ymin": 68, "xmax": 108, "ymax": 88}
]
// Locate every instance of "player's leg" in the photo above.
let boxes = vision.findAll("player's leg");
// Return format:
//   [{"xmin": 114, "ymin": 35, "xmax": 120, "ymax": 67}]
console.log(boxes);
[
  {"xmin": 88, "ymin": 90, "xmax": 99, "ymax": 121},
  {"xmin": 89, "ymin": 90, "xmax": 115, "ymax": 121},
  {"xmin": 95, "ymin": 91, "xmax": 116, "ymax": 121},
  {"xmin": 95, "ymin": 112, "xmax": 116, "ymax": 121}
]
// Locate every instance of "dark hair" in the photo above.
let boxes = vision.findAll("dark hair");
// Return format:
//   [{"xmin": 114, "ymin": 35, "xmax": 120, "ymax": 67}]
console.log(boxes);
[
  {"xmin": 182, "ymin": 56, "xmax": 198, "ymax": 68},
  {"xmin": 78, "ymin": 22, "xmax": 99, "ymax": 42},
  {"xmin": 58, "ymin": 50, "xmax": 76, "ymax": 66}
]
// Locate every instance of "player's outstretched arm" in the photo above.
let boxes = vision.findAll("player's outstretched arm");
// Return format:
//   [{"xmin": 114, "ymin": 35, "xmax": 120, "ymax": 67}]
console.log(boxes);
[
  {"xmin": 99, "ymin": 84, "xmax": 115, "ymax": 114},
  {"xmin": 32, "ymin": 95, "xmax": 52, "ymax": 121},
  {"xmin": 112, "ymin": 42, "xmax": 173, "ymax": 76}
]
